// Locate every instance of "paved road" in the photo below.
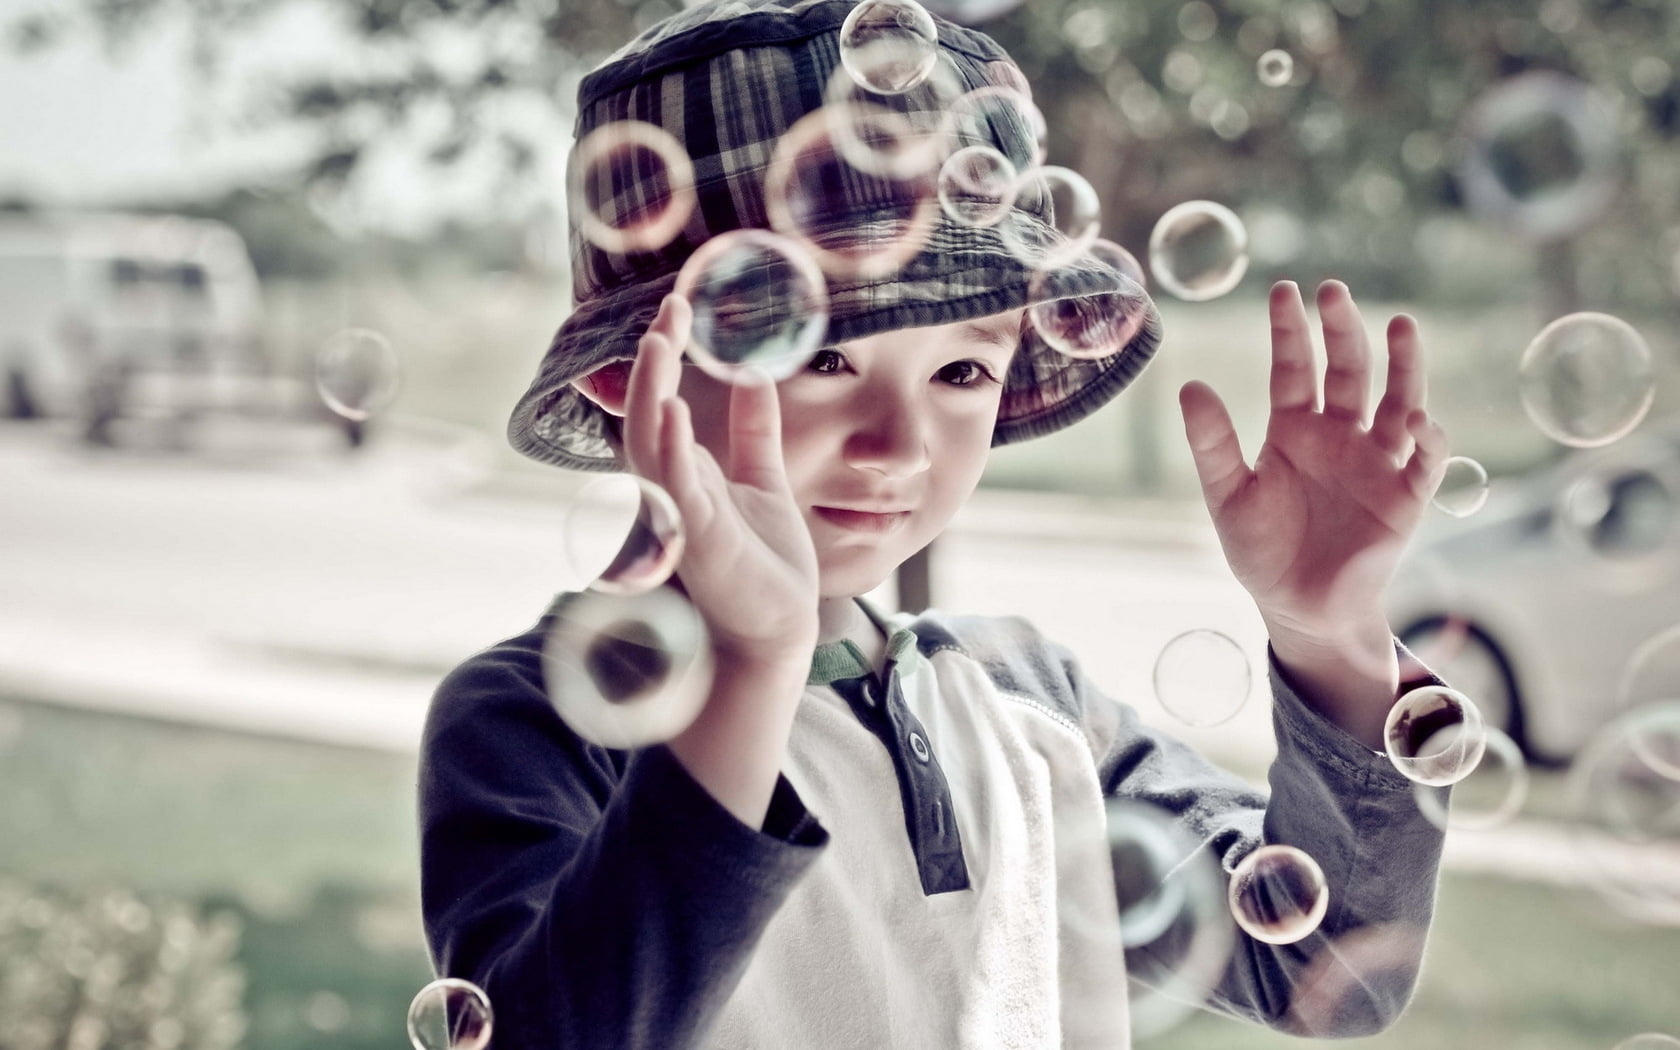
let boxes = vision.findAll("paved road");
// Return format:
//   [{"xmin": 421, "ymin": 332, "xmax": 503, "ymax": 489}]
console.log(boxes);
[{"xmin": 5, "ymin": 416, "xmax": 1676, "ymax": 893}]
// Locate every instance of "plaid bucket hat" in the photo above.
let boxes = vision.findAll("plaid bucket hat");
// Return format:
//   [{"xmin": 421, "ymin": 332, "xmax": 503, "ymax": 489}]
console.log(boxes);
[{"xmin": 509, "ymin": 0, "xmax": 1164, "ymax": 472}]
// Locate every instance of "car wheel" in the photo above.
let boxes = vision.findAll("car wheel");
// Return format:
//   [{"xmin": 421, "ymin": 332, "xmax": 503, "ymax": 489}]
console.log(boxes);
[{"xmin": 1398, "ymin": 616, "xmax": 1532, "ymax": 761}]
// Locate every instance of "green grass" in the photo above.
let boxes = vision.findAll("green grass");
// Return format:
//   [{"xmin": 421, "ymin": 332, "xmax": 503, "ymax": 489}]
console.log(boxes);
[{"xmin": 4, "ymin": 695, "xmax": 1678, "ymax": 1050}]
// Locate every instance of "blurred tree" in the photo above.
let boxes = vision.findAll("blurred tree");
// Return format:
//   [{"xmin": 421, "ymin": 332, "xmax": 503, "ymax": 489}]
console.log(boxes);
[{"xmin": 8, "ymin": 0, "xmax": 1678, "ymax": 307}]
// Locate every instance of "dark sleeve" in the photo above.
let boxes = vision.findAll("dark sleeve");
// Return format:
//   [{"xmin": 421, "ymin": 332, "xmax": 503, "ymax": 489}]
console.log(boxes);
[
  {"xmin": 417, "ymin": 629, "xmax": 828, "ymax": 1049},
  {"xmin": 1073, "ymin": 639, "xmax": 1448, "ymax": 1038}
]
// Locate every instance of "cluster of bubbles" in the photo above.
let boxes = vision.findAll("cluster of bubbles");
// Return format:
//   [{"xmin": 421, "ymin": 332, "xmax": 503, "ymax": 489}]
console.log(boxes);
[{"xmin": 407, "ymin": 978, "xmax": 492, "ymax": 1050}]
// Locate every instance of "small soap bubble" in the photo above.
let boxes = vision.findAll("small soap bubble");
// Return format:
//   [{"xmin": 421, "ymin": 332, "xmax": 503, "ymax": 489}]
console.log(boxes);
[
  {"xmin": 938, "ymin": 145, "xmax": 1017, "ymax": 228},
  {"xmin": 316, "ymin": 328, "xmax": 400, "ymax": 422},
  {"xmin": 542, "ymin": 587, "xmax": 714, "ymax": 749},
  {"xmin": 673, "ymin": 229, "xmax": 830, "ymax": 382},
  {"xmin": 1227, "ymin": 844, "xmax": 1329, "ymax": 945},
  {"xmin": 839, "ymin": 0, "xmax": 940, "ymax": 95},
  {"xmin": 1150, "ymin": 628, "xmax": 1252, "ymax": 728},
  {"xmin": 563, "ymin": 474, "xmax": 685, "ymax": 596},
  {"xmin": 567, "ymin": 121, "xmax": 696, "ymax": 256},
  {"xmin": 943, "ymin": 86, "xmax": 1049, "ymax": 173},
  {"xmin": 1149, "ymin": 200, "xmax": 1250, "ymax": 302},
  {"xmin": 1001, "ymin": 165, "xmax": 1101, "ymax": 271},
  {"xmin": 1568, "ymin": 703, "xmax": 1680, "ymax": 925},
  {"xmin": 1383, "ymin": 685, "xmax": 1488, "ymax": 787},
  {"xmin": 765, "ymin": 108, "xmax": 939, "ymax": 279},
  {"xmin": 1105, "ymin": 798, "xmax": 1237, "ymax": 1040},
  {"xmin": 1257, "ymin": 49, "xmax": 1294, "ymax": 86},
  {"xmin": 1519, "ymin": 312, "xmax": 1655, "ymax": 449},
  {"xmin": 1457, "ymin": 72, "xmax": 1621, "ymax": 241},
  {"xmin": 1432, "ymin": 456, "xmax": 1491, "ymax": 517},
  {"xmin": 1414, "ymin": 727, "xmax": 1529, "ymax": 831},
  {"xmin": 407, "ymin": 978, "xmax": 492, "ymax": 1050}
]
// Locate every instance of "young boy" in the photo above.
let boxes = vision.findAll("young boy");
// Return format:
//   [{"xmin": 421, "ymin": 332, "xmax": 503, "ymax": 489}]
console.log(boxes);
[{"xmin": 419, "ymin": 2, "xmax": 1455, "ymax": 1047}]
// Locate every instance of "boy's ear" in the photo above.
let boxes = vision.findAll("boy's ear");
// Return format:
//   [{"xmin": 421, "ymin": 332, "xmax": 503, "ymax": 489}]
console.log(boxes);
[{"xmin": 569, "ymin": 360, "xmax": 634, "ymax": 417}]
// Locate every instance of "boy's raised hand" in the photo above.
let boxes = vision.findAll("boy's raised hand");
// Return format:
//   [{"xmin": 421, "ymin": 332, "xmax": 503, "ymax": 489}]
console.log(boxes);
[
  {"xmin": 623, "ymin": 294, "xmax": 821, "ymax": 665},
  {"xmin": 1177, "ymin": 281, "xmax": 1450, "ymax": 742}
]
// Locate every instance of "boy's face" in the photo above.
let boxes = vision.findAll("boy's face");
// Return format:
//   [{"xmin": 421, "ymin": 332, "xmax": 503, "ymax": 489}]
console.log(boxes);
[{"xmin": 677, "ymin": 310, "xmax": 1024, "ymax": 599}]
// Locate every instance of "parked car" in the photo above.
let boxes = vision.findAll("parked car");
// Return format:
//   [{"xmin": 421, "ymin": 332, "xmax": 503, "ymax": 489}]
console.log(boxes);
[
  {"xmin": 1386, "ymin": 418, "xmax": 1680, "ymax": 764},
  {"xmin": 0, "ymin": 211, "xmax": 266, "ymax": 434}
]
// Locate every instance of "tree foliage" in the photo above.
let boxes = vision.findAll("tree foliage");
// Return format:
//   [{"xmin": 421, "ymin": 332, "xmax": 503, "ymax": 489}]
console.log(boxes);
[{"xmin": 10, "ymin": 0, "xmax": 1680, "ymax": 306}]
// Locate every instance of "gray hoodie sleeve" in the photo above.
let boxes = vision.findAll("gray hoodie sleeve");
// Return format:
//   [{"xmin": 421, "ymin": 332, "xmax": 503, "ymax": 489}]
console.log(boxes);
[
  {"xmin": 417, "ymin": 621, "xmax": 828, "ymax": 1050},
  {"xmin": 1076, "ymin": 638, "xmax": 1449, "ymax": 1037}
]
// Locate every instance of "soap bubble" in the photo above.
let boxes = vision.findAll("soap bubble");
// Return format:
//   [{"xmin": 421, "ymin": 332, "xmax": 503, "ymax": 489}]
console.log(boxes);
[
  {"xmin": 1567, "ymin": 703, "xmax": 1680, "ymax": 925},
  {"xmin": 1432, "ymin": 456, "xmax": 1491, "ymax": 517},
  {"xmin": 1283, "ymin": 923, "xmax": 1428, "ymax": 1038},
  {"xmin": 568, "ymin": 121, "xmax": 697, "ymax": 255},
  {"xmin": 1105, "ymin": 798, "xmax": 1237, "ymax": 1039},
  {"xmin": 938, "ymin": 145, "xmax": 1017, "ymax": 228},
  {"xmin": 765, "ymin": 108, "xmax": 939, "ymax": 279},
  {"xmin": 1383, "ymin": 685, "xmax": 1488, "ymax": 787},
  {"xmin": 563, "ymin": 474, "xmax": 685, "ymax": 596},
  {"xmin": 316, "ymin": 328, "xmax": 400, "ymax": 422},
  {"xmin": 1618, "ymin": 626, "xmax": 1680, "ymax": 749},
  {"xmin": 1001, "ymin": 165, "xmax": 1101, "ymax": 270},
  {"xmin": 673, "ymin": 229, "xmax": 830, "ymax": 382},
  {"xmin": 839, "ymin": 0, "xmax": 940, "ymax": 95},
  {"xmin": 1227, "ymin": 844, "xmax": 1329, "ymax": 945},
  {"xmin": 1519, "ymin": 312, "xmax": 1655, "ymax": 449},
  {"xmin": 1105, "ymin": 797, "xmax": 1189, "ymax": 948},
  {"xmin": 1149, "ymin": 200, "xmax": 1250, "ymax": 302},
  {"xmin": 1413, "ymin": 727, "xmax": 1529, "ymax": 831},
  {"xmin": 1557, "ymin": 461, "xmax": 1680, "ymax": 568},
  {"xmin": 542, "ymin": 587, "xmax": 714, "ymax": 749},
  {"xmin": 1257, "ymin": 49, "xmax": 1294, "ymax": 86},
  {"xmin": 1025, "ymin": 239, "xmax": 1151, "ymax": 360},
  {"xmin": 1457, "ymin": 72, "xmax": 1622, "ymax": 242},
  {"xmin": 1150, "ymin": 628, "xmax": 1253, "ymax": 728},
  {"xmin": 407, "ymin": 978, "xmax": 492, "ymax": 1050},
  {"xmin": 824, "ymin": 54, "xmax": 964, "ymax": 178},
  {"xmin": 943, "ymin": 86, "xmax": 1049, "ymax": 173}
]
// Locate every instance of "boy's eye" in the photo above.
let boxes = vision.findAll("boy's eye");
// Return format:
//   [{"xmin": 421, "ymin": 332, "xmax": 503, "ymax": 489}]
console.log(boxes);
[
  {"xmin": 938, "ymin": 360, "xmax": 994, "ymax": 386},
  {"xmin": 808, "ymin": 348, "xmax": 846, "ymax": 374}
]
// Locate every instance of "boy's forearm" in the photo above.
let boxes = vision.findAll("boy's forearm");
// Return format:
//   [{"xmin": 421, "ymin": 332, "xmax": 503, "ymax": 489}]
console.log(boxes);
[
  {"xmin": 667, "ymin": 651, "xmax": 809, "ymax": 829},
  {"xmin": 1263, "ymin": 613, "xmax": 1399, "ymax": 751}
]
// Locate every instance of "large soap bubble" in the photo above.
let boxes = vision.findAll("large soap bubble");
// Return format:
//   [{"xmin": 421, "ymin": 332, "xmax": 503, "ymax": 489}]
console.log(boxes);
[
  {"xmin": 1149, "ymin": 200, "xmax": 1250, "ymax": 302},
  {"xmin": 542, "ymin": 588, "xmax": 715, "ymax": 749},
  {"xmin": 1413, "ymin": 726, "xmax": 1529, "ymax": 832},
  {"xmin": 1567, "ymin": 703, "xmax": 1680, "ymax": 926},
  {"xmin": 1519, "ymin": 312, "xmax": 1655, "ymax": 449},
  {"xmin": 1457, "ymin": 72, "xmax": 1622, "ymax": 242},
  {"xmin": 1001, "ymin": 165, "xmax": 1101, "ymax": 271},
  {"xmin": 673, "ymin": 229, "xmax": 830, "ymax": 383},
  {"xmin": 568, "ymin": 121, "xmax": 697, "ymax": 256},
  {"xmin": 407, "ymin": 978, "xmax": 493, "ymax": 1050},
  {"xmin": 937, "ymin": 145, "xmax": 1017, "ymax": 228},
  {"xmin": 1227, "ymin": 844, "xmax": 1329, "ymax": 945},
  {"xmin": 766, "ymin": 107, "xmax": 940, "ymax": 279},
  {"xmin": 1025, "ymin": 240, "xmax": 1152, "ymax": 361}
]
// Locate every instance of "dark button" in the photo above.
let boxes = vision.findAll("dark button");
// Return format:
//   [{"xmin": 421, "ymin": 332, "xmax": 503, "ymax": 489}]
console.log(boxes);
[{"xmin": 909, "ymin": 731, "xmax": 930, "ymax": 762}]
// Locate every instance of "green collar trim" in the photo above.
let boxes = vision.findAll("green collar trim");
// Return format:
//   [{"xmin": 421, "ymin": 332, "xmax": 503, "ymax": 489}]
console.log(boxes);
[{"xmin": 805, "ymin": 599, "xmax": 921, "ymax": 685}]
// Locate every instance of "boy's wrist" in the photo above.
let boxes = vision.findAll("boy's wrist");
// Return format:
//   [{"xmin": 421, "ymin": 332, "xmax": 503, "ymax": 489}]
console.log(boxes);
[{"xmin": 1264, "ymin": 612, "xmax": 1399, "ymax": 751}]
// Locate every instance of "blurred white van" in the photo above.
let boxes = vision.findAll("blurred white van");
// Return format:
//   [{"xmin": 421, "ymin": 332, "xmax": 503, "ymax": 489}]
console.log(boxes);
[{"xmin": 0, "ymin": 211, "xmax": 265, "ymax": 426}]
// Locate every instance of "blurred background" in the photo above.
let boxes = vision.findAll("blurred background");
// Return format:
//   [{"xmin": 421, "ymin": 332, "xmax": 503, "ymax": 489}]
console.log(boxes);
[{"xmin": 2, "ymin": 0, "xmax": 1679, "ymax": 1047}]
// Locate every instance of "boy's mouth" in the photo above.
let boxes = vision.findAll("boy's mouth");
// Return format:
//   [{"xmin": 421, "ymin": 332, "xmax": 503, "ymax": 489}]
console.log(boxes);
[{"xmin": 812, "ymin": 506, "xmax": 912, "ymax": 533}]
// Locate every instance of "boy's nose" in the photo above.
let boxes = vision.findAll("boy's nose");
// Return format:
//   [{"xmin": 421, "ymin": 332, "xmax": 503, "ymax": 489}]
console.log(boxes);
[{"xmin": 843, "ymin": 397, "xmax": 932, "ymax": 479}]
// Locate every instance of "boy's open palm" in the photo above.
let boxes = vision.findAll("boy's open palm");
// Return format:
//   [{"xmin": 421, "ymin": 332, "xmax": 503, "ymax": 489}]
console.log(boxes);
[
  {"xmin": 1178, "ymin": 280, "xmax": 1450, "ymax": 643},
  {"xmin": 623, "ymin": 295, "xmax": 821, "ymax": 662}
]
